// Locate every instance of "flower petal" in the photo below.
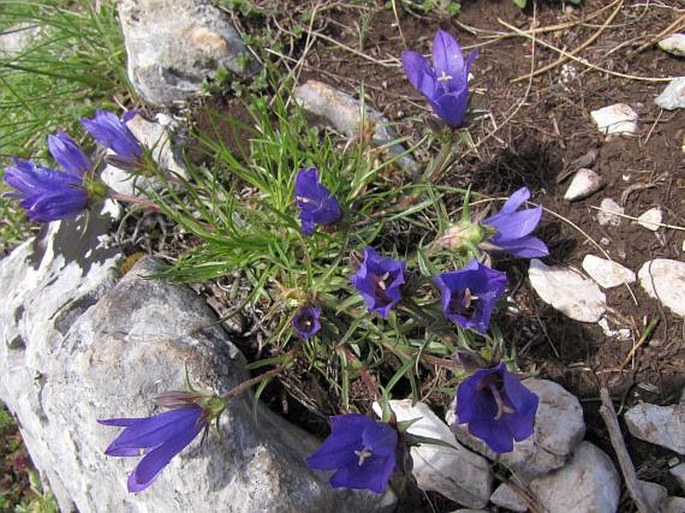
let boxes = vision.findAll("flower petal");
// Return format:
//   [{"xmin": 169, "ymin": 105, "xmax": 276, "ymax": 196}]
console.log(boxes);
[
  {"xmin": 432, "ymin": 30, "xmax": 464, "ymax": 85},
  {"xmin": 127, "ymin": 419, "xmax": 203, "ymax": 493},
  {"xmin": 401, "ymin": 50, "xmax": 437, "ymax": 99},
  {"xmin": 47, "ymin": 130, "xmax": 92, "ymax": 177}
]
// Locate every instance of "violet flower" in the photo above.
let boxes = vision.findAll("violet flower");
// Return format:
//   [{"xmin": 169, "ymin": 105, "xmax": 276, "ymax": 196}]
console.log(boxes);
[
  {"xmin": 294, "ymin": 168, "xmax": 342, "ymax": 236},
  {"xmin": 292, "ymin": 305, "xmax": 322, "ymax": 340},
  {"xmin": 3, "ymin": 158, "xmax": 90, "ymax": 222},
  {"xmin": 307, "ymin": 414, "xmax": 397, "ymax": 493},
  {"xmin": 99, "ymin": 406, "xmax": 206, "ymax": 493},
  {"xmin": 47, "ymin": 130, "xmax": 92, "ymax": 177},
  {"xmin": 481, "ymin": 187, "xmax": 549, "ymax": 258},
  {"xmin": 80, "ymin": 110, "xmax": 143, "ymax": 164},
  {"xmin": 350, "ymin": 247, "xmax": 406, "ymax": 318},
  {"xmin": 434, "ymin": 259, "xmax": 507, "ymax": 334},
  {"xmin": 455, "ymin": 363, "xmax": 538, "ymax": 453},
  {"xmin": 402, "ymin": 30, "xmax": 478, "ymax": 127}
]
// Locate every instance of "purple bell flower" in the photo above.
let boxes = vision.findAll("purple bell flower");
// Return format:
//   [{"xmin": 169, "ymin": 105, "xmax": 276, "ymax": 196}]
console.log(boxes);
[
  {"xmin": 47, "ymin": 130, "xmax": 92, "ymax": 177},
  {"xmin": 80, "ymin": 110, "xmax": 143, "ymax": 163},
  {"xmin": 98, "ymin": 405, "xmax": 206, "ymax": 493},
  {"xmin": 292, "ymin": 305, "xmax": 322, "ymax": 340},
  {"xmin": 307, "ymin": 414, "xmax": 397, "ymax": 493},
  {"xmin": 3, "ymin": 158, "xmax": 89, "ymax": 222},
  {"xmin": 456, "ymin": 363, "xmax": 539, "ymax": 453},
  {"xmin": 481, "ymin": 187, "xmax": 549, "ymax": 258},
  {"xmin": 294, "ymin": 168, "xmax": 342, "ymax": 236},
  {"xmin": 434, "ymin": 259, "xmax": 507, "ymax": 334},
  {"xmin": 350, "ymin": 247, "xmax": 406, "ymax": 318},
  {"xmin": 402, "ymin": 30, "xmax": 478, "ymax": 127}
]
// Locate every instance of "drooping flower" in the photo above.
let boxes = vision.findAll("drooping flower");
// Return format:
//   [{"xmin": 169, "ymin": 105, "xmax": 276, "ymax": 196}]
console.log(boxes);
[
  {"xmin": 80, "ymin": 110, "xmax": 143, "ymax": 164},
  {"xmin": 292, "ymin": 305, "xmax": 322, "ymax": 340},
  {"xmin": 98, "ymin": 405, "xmax": 207, "ymax": 493},
  {"xmin": 481, "ymin": 187, "xmax": 549, "ymax": 258},
  {"xmin": 350, "ymin": 247, "xmax": 406, "ymax": 318},
  {"xmin": 402, "ymin": 29, "xmax": 478, "ymax": 127},
  {"xmin": 307, "ymin": 414, "xmax": 398, "ymax": 493},
  {"xmin": 3, "ymin": 158, "xmax": 90, "ymax": 222},
  {"xmin": 294, "ymin": 168, "xmax": 342, "ymax": 236},
  {"xmin": 434, "ymin": 259, "xmax": 507, "ymax": 334},
  {"xmin": 47, "ymin": 130, "xmax": 92, "ymax": 177},
  {"xmin": 455, "ymin": 363, "xmax": 539, "ymax": 453}
]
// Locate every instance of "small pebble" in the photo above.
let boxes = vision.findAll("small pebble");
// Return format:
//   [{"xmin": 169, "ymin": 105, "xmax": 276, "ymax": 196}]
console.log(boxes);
[
  {"xmin": 582, "ymin": 255, "xmax": 635, "ymax": 289},
  {"xmin": 529, "ymin": 259, "xmax": 606, "ymax": 322},
  {"xmin": 637, "ymin": 207, "xmax": 663, "ymax": 231},
  {"xmin": 658, "ymin": 33, "xmax": 685, "ymax": 57},
  {"xmin": 655, "ymin": 77, "xmax": 685, "ymax": 111},
  {"xmin": 638, "ymin": 259, "xmax": 685, "ymax": 317},
  {"xmin": 596, "ymin": 198, "xmax": 624, "ymax": 226},
  {"xmin": 564, "ymin": 168, "xmax": 604, "ymax": 201},
  {"xmin": 591, "ymin": 103, "xmax": 639, "ymax": 138}
]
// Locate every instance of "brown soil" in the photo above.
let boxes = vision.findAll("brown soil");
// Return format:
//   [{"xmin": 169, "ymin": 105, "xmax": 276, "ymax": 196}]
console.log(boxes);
[{"xmin": 190, "ymin": 0, "xmax": 685, "ymax": 510}]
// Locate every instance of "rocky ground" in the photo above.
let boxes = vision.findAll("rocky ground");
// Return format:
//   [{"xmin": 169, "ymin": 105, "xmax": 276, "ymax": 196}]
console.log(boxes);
[{"xmin": 0, "ymin": 0, "xmax": 684, "ymax": 512}]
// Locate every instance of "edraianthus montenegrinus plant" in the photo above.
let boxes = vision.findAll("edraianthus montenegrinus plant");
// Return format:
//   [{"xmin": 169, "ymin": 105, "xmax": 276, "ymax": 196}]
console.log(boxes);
[
  {"xmin": 456, "ymin": 363, "xmax": 538, "ymax": 453},
  {"xmin": 434, "ymin": 259, "xmax": 507, "ymax": 334},
  {"xmin": 80, "ymin": 110, "xmax": 143, "ymax": 167},
  {"xmin": 292, "ymin": 305, "xmax": 322, "ymax": 340},
  {"xmin": 99, "ymin": 391, "xmax": 225, "ymax": 492},
  {"xmin": 294, "ymin": 167, "xmax": 343, "ymax": 236},
  {"xmin": 402, "ymin": 29, "xmax": 478, "ymax": 128},
  {"xmin": 350, "ymin": 247, "xmax": 407, "ymax": 318},
  {"xmin": 482, "ymin": 187, "xmax": 549, "ymax": 258},
  {"xmin": 307, "ymin": 414, "xmax": 398, "ymax": 493},
  {"xmin": 3, "ymin": 131, "xmax": 99, "ymax": 222}
]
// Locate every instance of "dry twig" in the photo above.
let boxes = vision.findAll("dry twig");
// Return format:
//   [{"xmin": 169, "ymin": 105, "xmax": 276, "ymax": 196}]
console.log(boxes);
[{"xmin": 598, "ymin": 385, "xmax": 654, "ymax": 513}]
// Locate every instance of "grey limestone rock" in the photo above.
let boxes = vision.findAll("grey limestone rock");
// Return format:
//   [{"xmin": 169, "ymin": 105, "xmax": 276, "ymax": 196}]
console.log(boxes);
[
  {"xmin": 119, "ymin": 0, "xmax": 256, "ymax": 106},
  {"xmin": 625, "ymin": 402, "xmax": 685, "ymax": 454},
  {"xmin": 655, "ymin": 77, "xmax": 685, "ymax": 110},
  {"xmin": 490, "ymin": 483, "xmax": 527, "ymax": 512},
  {"xmin": 529, "ymin": 442, "xmax": 620, "ymax": 513},
  {"xmin": 294, "ymin": 80, "xmax": 419, "ymax": 176},
  {"xmin": 447, "ymin": 379, "xmax": 586, "ymax": 480}
]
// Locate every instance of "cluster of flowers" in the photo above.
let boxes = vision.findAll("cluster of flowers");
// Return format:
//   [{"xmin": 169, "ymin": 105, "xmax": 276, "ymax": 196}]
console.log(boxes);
[
  {"xmin": 3, "ymin": 111, "xmax": 143, "ymax": 222},
  {"xmin": 293, "ymin": 165, "xmax": 546, "ymax": 491},
  {"xmin": 2, "ymin": 28, "xmax": 550, "ymax": 497}
]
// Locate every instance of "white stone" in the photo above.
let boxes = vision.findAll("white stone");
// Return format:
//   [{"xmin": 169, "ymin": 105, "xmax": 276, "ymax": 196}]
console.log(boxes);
[
  {"xmin": 294, "ymin": 80, "xmax": 418, "ymax": 176},
  {"xmin": 625, "ymin": 403, "xmax": 685, "ymax": 454},
  {"xmin": 638, "ymin": 480, "xmax": 668, "ymax": 511},
  {"xmin": 102, "ymin": 113, "xmax": 187, "ymax": 196},
  {"xmin": 596, "ymin": 198, "xmax": 624, "ymax": 226},
  {"xmin": 591, "ymin": 103, "xmax": 639, "ymax": 137},
  {"xmin": 373, "ymin": 399, "xmax": 492, "ymax": 508},
  {"xmin": 664, "ymin": 496, "xmax": 685, "ymax": 513},
  {"xmin": 637, "ymin": 207, "xmax": 663, "ymax": 231},
  {"xmin": 448, "ymin": 379, "xmax": 586, "ymax": 479},
  {"xmin": 564, "ymin": 168, "xmax": 604, "ymax": 201},
  {"xmin": 671, "ymin": 463, "xmax": 685, "ymax": 492},
  {"xmin": 119, "ymin": 0, "xmax": 256, "ymax": 106},
  {"xmin": 598, "ymin": 317, "xmax": 631, "ymax": 340},
  {"xmin": 0, "ymin": 22, "xmax": 44, "ymax": 55},
  {"xmin": 638, "ymin": 259, "xmax": 685, "ymax": 316},
  {"xmin": 582, "ymin": 255, "xmax": 636, "ymax": 289},
  {"xmin": 659, "ymin": 33, "xmax": 685, "ymax": 57},
  {"xmin": 655, "ymin": 77, "xmax": 685, "ymax": 110},
  {"xmin": 490, "ymin": 483, "xmax": 527, "ymax": 512},
  {"xmin": 529, "ymin": 259, "xmax": 607, "ymax": 322},
  {"xmin": 529, "ymin": 442, "xmax": 620, "ymax": 513}
]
